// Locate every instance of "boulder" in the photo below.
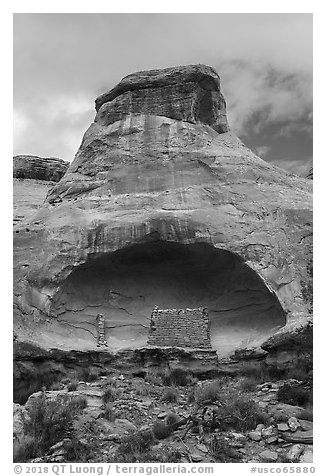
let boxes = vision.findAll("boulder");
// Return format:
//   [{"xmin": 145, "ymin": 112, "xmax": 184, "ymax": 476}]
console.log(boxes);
[
  {"xmin": 96, "ymin": 418, "xmax": 137, "ymax": 435},
  {"xmin": 287, "ymin": 444, "xmax": 305, "ymax": 462},
  {"xmin": 300, "ymin": 446, "xmax": 313, "ymax": 463},
  {"xmin": 287, "ymin": 416, "xmax": 301, "ymax": 432},
  {"xmin": 13, "ymin": 64, "xmax": 312, "ymax": 358},
  {"xmin": 282, "ymin": 429, "xmax": 313, "ymax": 445},
  {"xmin": 259, "ymin": 450, "xmax": 278, "ymax": 462},
  {"xmin": 277, "ymin": 422, "xmax": 290, "ymax": 432},
  {"xmin": 263, "ymin": 318, "xmax": 313, "ymax": 355},
  {"xmin": 298, "ymin": 419, "xmax": 313, "ymax": 431},
  {"xmin": 268, "ymin": 403, "xmax": 307, "ymax": 421},
  {"xmin": 248, "ymin": 431, "xmax": 262, "ymax": 442}
]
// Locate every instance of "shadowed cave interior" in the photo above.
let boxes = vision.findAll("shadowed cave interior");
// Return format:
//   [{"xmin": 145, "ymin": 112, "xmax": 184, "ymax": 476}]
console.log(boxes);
[{"xmin": 52, "ymin": 241, "xmax": 286, "ymax": 357}]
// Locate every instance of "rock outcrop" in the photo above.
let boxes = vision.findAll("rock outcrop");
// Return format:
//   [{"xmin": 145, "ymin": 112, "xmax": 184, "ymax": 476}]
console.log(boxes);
[
  {"xmin": 13, "ymin": 64, "xmax": 312, "ymax": 358},
  {"xmin": 13, "ymin": 155, "xmax": 69, "ymax": 182},
  {"xmin": 13, "ymin": 155, "xmax": 69, "ymax": 227},
  {"xmin": 94, "ymin": 65, "xmax": 229, "ymax": 133}
]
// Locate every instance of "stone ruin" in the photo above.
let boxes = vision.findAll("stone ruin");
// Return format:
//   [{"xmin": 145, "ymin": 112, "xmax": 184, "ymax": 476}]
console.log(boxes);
[
  {"xmin": 148, "ymin": 306, "xmax": 212, "ymax": 349},
  {"xmin": 96, "ymin": 313, "xmax": 108, "ymax": 347}
]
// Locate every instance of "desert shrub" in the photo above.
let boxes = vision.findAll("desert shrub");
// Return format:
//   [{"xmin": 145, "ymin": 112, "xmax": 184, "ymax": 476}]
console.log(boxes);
[
  {"xmin": 13, "ymin": 436, "xmax": 36, "ymax": 463},
  {"xmin": 64, "ymin": 437, "xmax": 94, "ymax": 462},
  {"xmin": 169, "ymin": 368, "xmax": 191, "ymax": 386},
  {"xmin": 165, "ymin": 412, "xmax": 179, "ymax": 426},
  {"xmin": 79, "ymin": 367, "xmax": 100, "ymax": 382},
  {"xmin": 67, "ymin": 380, "xmax": 79, "ymax": 392},
  {"xmin": 285, "ymin": 367, "xmax": 311, "ymax": 383},
  {"xmin": 101, "ymin": 377, "xmax": 117, "ymax": 388},
  {"xmin": 164, "ymin": 449, "xmax": 182, "ymax": 463},
  {"xmin": 115, "ymin": 445, "xmax": 181, "ymax": 464},
  {"xmin": 138, "ymin": 446, "xmax": 182, "ymax": 463},
  {"xmin": 237, "ymin": 377, "xmax": 257, "ymax": 393},
  {"xmin": 265, "ymin": 366, "xmax": 286, "ymax": 381},
  {"xmin": 148, "ymin": 446, "xmax": 182, "ymax": 463},
  {"xmin": 14, "ymin": 371, "xmax": 63, "ymax": 405},
  {"xmin": 98, "ymin": 368, "xmax": 111, "ymax": 377},
  {"xmin": 187, "ymin": 387, "xmax": 196, "ymax": 404},
  {"xmin": 102, "ymin": 403, "xmax": 115, "ymax": 421},
  {"xmin": 160, "ymin": 368, "xmax": 192, "ymax": 386},
  {"xmin": 152, "ymin": 421, "xmax": 173, "ymax": 440},
  {"xmin": 277, "ymin": 383, "xmax": 311, "ymax": 407},
  {"xmin": 160, "ymin": 370, "xmax": 172, "ymax": 386},
  {"xmin": 14, "ymin": 392, "xmax": 87, "ymax": 462},
  {"xmin": 208, "ymin": 435, "xmax": 242, "ymax": 462},
  {"xmin": 285, "ymin": 354, "xmax": 313, "ymax": 384},
  {"xmin": 238, "ymin": 361, "xmax": 285, "ymax": 382},
  {"xmin": 238, "ymin": 361, "xmax": 265, "ymax": 380},
  {"xmin": 134, "ymin": 383, "xmax": 150, "ymax": 396},
  {"xmin": 117, "ymin": 430, "xmax": 154, "ymax": 456},
  {"xmin": 296, "ymin": 408, "xmax": 313, "ymax": 421},
  {"xmin": 196, "ymin": 380, "xmax": 222, "ymax": 404},
  {"xmin": 145, "ymin": 371, "xmax": 162, "ymax": 386},
  {"xmin": 215, "ymin": 391, "xmax": 269, "ymax": 432},
  {"xmin": 103, "ymin": 386, "xmax": 116, "ymax": 403},
  {"xmin": 161, "ymin": 387, "xmax": 178, "ymax": 403}
]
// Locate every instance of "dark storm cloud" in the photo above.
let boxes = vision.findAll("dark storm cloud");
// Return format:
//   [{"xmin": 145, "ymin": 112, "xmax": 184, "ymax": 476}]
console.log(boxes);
[{"xmin": 13, "ymin": 13, "xmax": 312, "ymax": 173}]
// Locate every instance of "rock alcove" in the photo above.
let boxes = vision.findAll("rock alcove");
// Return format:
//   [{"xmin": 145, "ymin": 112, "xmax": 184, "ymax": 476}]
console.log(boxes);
[
  {"xmin": 52, "ymin": 241, "xmax": 286, "ymax": 357},
  {"xmin": 13, "ymin": 65, "xmax": 312, "ymax": 359}
]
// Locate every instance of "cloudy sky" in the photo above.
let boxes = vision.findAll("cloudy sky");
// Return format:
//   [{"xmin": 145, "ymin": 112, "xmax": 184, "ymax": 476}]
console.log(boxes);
[{"xmin": 13, "ymin": 13, "xmax": 313, "ymax": 175}]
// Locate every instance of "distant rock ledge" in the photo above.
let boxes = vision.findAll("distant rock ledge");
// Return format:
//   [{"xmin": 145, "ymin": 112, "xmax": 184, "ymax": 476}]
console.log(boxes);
[{"xmin": 13, "ymin": 155, "xmax": 69, "ymax": 182}]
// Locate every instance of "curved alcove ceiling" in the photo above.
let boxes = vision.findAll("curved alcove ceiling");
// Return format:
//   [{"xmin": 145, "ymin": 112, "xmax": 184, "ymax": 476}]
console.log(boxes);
[{"xmin": 51, "ymin": 241, "xmax": 286, "ymax": 357}]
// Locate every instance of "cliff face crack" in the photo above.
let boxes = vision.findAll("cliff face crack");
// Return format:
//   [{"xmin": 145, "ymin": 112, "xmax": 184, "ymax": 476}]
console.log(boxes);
[{"xmin": 56, "ymin": 320, "xmax": 97, "ymax": 339}]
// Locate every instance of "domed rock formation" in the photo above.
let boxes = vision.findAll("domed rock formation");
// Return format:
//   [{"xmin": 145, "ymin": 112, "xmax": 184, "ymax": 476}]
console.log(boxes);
[{"xmin": 13, "ymin": 64, "xmax": 312, "ymax": 358}]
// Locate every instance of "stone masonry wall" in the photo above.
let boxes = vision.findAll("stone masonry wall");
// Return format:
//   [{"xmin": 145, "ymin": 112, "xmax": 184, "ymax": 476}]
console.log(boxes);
[{"xmin": 148, "ymin": 306, "xmax": 212, "ymax": 349}]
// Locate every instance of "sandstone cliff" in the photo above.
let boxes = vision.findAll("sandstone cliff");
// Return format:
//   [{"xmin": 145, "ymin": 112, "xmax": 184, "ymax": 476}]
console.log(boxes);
[{"xmin": 13, "ymin": 65, "xmax": 312, "ymax": 358}]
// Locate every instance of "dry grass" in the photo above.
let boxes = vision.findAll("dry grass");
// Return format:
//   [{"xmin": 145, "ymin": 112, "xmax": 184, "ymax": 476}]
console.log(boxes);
[
  {"xmin": 161, "ymin": 387, "xmax": 179, "ymax": 403},
  {"xmin": 134, "ymin": 383, "xmax": 150, "ymax": 396},
  {"xmin": 196, "ymin": 380, "xmax": 222, "ymax": 404},
  {"xmin": 102, "ymin": 386, "xmax": 116, "ymax": 403}
]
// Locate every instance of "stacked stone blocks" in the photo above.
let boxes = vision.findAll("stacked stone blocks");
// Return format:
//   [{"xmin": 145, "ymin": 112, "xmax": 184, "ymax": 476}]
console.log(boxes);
[
  {"xmin": 96, "ymin": 313, "xmax": 108, "ymax": 347},
  {"xmin": 148, "ymin": 306, "xmax": 212, "ymax": 349}
]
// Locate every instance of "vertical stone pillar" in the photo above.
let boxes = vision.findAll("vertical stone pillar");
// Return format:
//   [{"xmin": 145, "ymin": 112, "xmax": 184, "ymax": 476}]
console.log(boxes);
[
  {"xmin": 96, "ymin": 313, "xmax": 108, "ymax": 347},
  {"xmin": 150, "ymin": 305, "xmax": 159, "ymax": 331}
]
